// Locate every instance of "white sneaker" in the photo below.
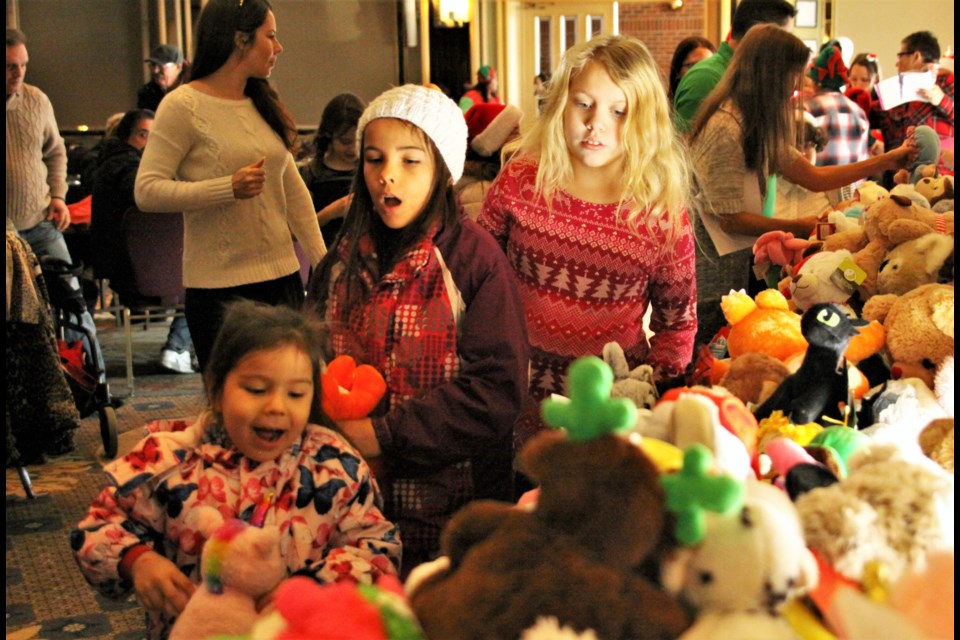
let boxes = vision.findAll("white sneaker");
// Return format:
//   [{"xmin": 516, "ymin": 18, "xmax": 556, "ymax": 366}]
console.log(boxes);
[{"xmin": 160, "ymin": 349, "xmax": 195, "ymax": 374}]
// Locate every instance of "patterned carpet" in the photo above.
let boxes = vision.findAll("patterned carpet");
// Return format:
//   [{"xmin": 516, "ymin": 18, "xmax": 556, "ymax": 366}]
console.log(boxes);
[{"xmin": 6, "ymin": 316, "xmax": 205, "ymax": 640}]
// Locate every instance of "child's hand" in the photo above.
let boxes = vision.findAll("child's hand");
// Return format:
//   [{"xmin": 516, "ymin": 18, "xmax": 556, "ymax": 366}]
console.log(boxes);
[
  {"xmin": 131, "ymin": 551, "xmax": 196, "ymax": 618},
  {"xmin": 317, "ymin": 194, "xmax": 353, "ymax": 226}
]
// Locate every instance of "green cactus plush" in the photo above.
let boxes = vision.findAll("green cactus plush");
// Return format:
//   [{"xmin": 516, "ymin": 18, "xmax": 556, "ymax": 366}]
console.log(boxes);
[
  {"xmin": 541, "ymin": 356, "xmax": 638, "ymax": 441},
  {"xmin": 660, "ymin": 444, "xmax": 745, "ymax": 546}
]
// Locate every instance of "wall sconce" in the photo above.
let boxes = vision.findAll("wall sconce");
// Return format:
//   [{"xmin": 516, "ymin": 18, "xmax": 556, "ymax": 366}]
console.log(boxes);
[
  {"xmin": 436, "ymin": 0, "xmax": 469, "ymax": 27},
  {"xmin": 666, "ymin": 0, "xmax": 683, "ymax": 9}
]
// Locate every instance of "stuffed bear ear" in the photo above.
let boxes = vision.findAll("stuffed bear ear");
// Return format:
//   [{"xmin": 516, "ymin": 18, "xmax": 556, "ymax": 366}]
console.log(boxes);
[{"xmin": 602, "ymin": 342, "xmax": 630, "ymax": 378}]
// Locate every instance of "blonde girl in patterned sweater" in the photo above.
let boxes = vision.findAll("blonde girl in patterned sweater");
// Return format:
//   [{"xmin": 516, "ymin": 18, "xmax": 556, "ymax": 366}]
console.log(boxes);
[{"xmin": 478, "ymin": 34, "xmax": 697, "ymax": 460}]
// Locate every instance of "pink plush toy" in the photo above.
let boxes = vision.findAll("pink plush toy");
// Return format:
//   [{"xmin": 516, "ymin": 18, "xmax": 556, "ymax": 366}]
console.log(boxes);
[
  {"xmin": 168, "ymin": 508, "xmax": 285, "ymax": 640},
  {"xmin": 753, "ymin": 230, "xmax": 814, "ymax": 287}
]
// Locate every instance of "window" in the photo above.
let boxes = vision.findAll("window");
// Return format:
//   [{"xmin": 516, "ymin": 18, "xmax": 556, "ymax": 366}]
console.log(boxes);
[
  {"xmin": 588, "ymin": 15, "xmax": 603, "ymax": 38},
  {"xmin": 562, "ymin": 15, "xmax": 577, "ymax": 51},
  {"xmin": 536, "ymin": 16, "xmax": 552, "ymax": 75}
]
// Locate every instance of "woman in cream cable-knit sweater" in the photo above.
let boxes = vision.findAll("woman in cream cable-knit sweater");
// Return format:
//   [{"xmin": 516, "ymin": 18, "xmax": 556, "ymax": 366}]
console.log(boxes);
[{"xmin": 135, "ymin": 0, "xmax": 324, "ymax": 369}]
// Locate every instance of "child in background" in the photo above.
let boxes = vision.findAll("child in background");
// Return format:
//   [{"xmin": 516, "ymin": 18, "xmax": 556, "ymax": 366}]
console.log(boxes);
[
  {"xmin": 845, "ymin": 53, "xmax": 885, "ymax": 156},
  {"xmin": 301, "ymin": 93, "xmax": 366, "ymax": 247},
  {"xmin": 72, "ymin": 300, "xmax": 400, "ymax": 639},
  {"xmin": 477, "ymin": 35, "xmax": 697, "ymax": 458},
  {"xmin": 305, "ymin": 85, "xmax": 529, "ymax": 575}
]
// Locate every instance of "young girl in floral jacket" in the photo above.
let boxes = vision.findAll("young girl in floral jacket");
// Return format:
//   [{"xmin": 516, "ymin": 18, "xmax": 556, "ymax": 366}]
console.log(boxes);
[{"xmin": 71, "ymin": 301, "xmax": 400, "ymax": 639}]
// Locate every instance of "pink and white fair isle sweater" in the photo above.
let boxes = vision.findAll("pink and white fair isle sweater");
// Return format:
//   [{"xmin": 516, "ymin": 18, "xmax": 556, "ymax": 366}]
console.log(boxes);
[{"xmin": 478, "ymin": 158, "xmax": 697, "ymax": 400}]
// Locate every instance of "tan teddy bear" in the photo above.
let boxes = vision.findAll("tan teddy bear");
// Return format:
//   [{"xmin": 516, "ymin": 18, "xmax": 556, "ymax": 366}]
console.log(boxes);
[
  {"xmin": 876, "ymin": 232, "xmax": 954, "ymax": 296},
  {"xmin": 824, "ymin": 195, "xmax": 954, "ymax": 298},
  {"xmin": 861, "ymin": 283, "xmax": 954, "ymax": 389}
]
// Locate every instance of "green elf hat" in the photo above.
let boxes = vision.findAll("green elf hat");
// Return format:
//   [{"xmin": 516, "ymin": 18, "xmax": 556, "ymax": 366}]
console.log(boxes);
[{"xmin": 808, "ymin": 42, "xmax": 848, "ymax": 91}]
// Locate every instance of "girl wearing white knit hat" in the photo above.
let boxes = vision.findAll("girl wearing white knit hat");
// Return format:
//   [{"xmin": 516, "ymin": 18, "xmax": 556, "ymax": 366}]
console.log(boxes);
[{"xmin": 305, "ymin": 84, "xmax": 530, "ymax": 577}]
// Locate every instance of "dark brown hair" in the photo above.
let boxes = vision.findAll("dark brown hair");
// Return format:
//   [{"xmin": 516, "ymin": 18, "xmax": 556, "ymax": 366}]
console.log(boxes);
[
  {"xmin": 204, "ymin": 300, "xmax": 326, "ymax": 424},
  {"xmin": 690, "ymin": 25, "xmax": 810, "ymax": 178},
  {"xmin": 331, "ymin": 121, "xmax": 459, "ymax": 307},
  {"xmin": 190, "ymin": 0, "xmax": 297, "ymax": 151}
]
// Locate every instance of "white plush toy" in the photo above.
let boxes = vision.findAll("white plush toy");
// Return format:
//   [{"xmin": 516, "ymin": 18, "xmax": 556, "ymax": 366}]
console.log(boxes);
[
  {"xmin": 668, "ymin": 481, "xmax": 818, "ymax": 640},
  {"xmin": 787, "ymin": 249, "xmax": 859, "ymax": 313},
  {"xmin": 632, "ymin": 391, "xmax": 754, "ymax": 480},
  {"xmin": 795, "ymin": 443, "xmax": 954, "ymax": 587},
  {"xmin": 168, "ymin": 508, "xmax": 286, "ymax": 640}
]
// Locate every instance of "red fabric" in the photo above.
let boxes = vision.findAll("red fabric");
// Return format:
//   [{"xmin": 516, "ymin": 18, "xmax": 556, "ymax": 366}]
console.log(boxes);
[
  {"xmin": 67, "ymin": 195, "xmax": 92, "ymax": 227},
  {"xmin": 465, "ymin": 103, "xmax": 507, "ymax": 142}
]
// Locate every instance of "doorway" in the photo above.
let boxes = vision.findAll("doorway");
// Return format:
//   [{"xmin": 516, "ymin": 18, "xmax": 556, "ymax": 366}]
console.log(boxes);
[{"xmin": 505, "ymin": 0, "xmax": 618, "ymax": 121}]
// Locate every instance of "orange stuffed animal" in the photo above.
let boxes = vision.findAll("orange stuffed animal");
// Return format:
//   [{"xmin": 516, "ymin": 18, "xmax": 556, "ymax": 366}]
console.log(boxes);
[{"xmin": 321, "ymin": 356, "xmax": 387, "ymax": 420}]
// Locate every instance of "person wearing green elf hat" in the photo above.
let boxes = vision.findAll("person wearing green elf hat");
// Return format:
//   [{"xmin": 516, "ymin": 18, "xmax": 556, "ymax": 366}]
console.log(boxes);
[
  {"xmin": 458, "ymin": 64, "xmax": 502, "ymax": 113},
  {"xmin": 805, "ymin": 40, "xmax": 872, "ymax": 168}
]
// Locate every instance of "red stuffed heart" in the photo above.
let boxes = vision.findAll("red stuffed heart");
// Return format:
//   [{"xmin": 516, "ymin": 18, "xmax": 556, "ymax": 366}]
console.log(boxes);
[{"xmin": 321, "ymin": 355, "xmax": 387, "ymax": 420}]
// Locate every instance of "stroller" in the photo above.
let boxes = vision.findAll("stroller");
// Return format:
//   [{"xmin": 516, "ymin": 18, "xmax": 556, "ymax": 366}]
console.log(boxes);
[{"xmin": 39, "ymin": 257, "xmax": 118, "ymax": 458}]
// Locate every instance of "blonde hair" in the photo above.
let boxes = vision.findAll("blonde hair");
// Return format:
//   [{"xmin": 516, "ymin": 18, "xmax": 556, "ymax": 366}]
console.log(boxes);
[{"xmin": 510, "ymin": 34, "xmax": 689, "ymax": 246}]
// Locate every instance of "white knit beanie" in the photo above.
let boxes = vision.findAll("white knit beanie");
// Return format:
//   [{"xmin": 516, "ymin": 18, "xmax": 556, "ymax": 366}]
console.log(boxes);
[{"xmin": 357, "ymin": 84, "xmax": 468, "ymax": 182}]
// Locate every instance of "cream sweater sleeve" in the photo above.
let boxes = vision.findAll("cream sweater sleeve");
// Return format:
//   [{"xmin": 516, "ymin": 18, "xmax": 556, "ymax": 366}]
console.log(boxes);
[
  {"xmin": 134, "ymin": 89, "xmax": 235, "ymax": 213},
  {"xmin": 282, "ymin": 153, "xmax": 326, "ymax": 265}
]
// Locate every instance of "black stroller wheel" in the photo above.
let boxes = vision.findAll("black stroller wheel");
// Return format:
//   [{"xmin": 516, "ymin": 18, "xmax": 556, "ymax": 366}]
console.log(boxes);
[{"xmin": 100, "ymin": 406, "xmax": 118, "ymax": 458}]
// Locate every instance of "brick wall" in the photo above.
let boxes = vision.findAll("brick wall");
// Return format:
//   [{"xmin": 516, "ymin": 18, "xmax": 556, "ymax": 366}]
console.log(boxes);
[{"xmin": 619, "ymin": 0, "xmax": 709, "ymax": 82}]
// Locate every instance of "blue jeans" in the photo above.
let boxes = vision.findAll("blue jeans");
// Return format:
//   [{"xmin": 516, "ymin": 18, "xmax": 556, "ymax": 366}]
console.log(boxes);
[
  {"xmin": 164, "ymin": 316, "xmax": 192, "ymax": 354},
  {"xmin": 19, "ymin": 220, "xmax": 106, "ymax": 380}
]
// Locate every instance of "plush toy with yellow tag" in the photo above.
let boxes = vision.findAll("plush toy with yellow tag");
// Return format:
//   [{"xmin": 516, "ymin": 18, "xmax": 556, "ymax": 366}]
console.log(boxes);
[{"xmin": 786, "ymin": 249, "xmax": 865, "ymax": 315}]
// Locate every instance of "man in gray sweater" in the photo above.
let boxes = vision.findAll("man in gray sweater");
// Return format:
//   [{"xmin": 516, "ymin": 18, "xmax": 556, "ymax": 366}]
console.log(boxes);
[{"xmin": 6, "ymin": 27, "xmax": 104, "ymax": 376}]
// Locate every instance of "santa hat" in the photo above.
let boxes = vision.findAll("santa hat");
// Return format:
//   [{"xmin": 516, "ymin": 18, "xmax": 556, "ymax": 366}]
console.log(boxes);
[
  {"xmin": 808, "ymin": 42, "xmax": 848, "ymax": 91},
  {"xmin": 465, "ymin": 104, "xmax": 523, "ymax": 157}
]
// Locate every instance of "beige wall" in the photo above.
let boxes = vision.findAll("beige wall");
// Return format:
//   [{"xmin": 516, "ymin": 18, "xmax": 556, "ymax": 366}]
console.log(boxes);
[
  {"xmin": 15, "ymin": 0, "xmax": 405, "ymax": 130},
  {"xmin": 14, "ymin": 0, "xmax": 954, "ymax": 129},
  {"xmin": 833, "ymin": 0, "xmax": 953, "ymax": 80}
]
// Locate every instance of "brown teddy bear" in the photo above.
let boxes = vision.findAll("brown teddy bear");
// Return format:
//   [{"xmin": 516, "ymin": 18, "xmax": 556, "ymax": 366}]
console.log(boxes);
[
  {"xmin": 408, "ymin": 429, "xmax": 690, "ymax": 640},
  {"xmin": 861, "ymin": 283, "xmax": 954, "ymax": 389},
  {"xmin": 914, "ymin": 174, "xmax": 954, "ymax": 208},
  {"xmin": 823, "ymin": 195, "xmax": 954, "ymax": 298}
]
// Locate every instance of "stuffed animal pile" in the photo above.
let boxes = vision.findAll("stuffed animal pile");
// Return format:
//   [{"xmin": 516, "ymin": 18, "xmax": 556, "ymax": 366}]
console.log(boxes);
[{"xmin": 190, "ymin": 349, "xmax": 952, "ymax": 640}]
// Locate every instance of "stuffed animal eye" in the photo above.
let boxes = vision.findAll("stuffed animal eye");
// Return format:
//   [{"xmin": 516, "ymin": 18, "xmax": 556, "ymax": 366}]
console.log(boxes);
[
  {"xmin": 816, "ymin": 307, "xmax": 840, "ymax": 327},
  {"xmin": 699, "ymin": 570, "xmax": 714, "ymax": 585}
]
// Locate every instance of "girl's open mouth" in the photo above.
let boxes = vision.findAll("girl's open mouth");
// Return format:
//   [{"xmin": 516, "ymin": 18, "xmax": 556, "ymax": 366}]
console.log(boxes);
[{"xmin": 253, "ymin": 427, "xmax": 284, "ymax": 442}]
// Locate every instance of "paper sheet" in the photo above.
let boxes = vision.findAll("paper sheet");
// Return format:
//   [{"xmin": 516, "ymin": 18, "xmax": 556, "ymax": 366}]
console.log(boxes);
[{"xmin": 876, "ymin": 71, "xmax": 936, "ymax": 110}]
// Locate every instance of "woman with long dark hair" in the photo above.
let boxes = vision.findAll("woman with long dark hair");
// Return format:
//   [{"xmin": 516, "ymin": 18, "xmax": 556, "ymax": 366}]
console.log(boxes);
[
  {"xmin": 687, "ymin": 25, "xmax": 917, "ymax": 350},
  {"xmin": 668, "ymin": 36, "xmax": 715, "ymax": 102},
  {"xmin": 135, "ymin": 0, "xmax": 325, "ymax": 369}
]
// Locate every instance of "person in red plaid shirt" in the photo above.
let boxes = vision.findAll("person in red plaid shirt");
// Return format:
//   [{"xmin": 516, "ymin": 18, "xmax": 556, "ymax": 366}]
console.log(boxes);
[
  {"xmin": 805, "ymin": 41, "xmax": 871, "ymax": 168},
  {"xmin": 873, "ymin": 31, "xmax": 954, "ymax": 185}
]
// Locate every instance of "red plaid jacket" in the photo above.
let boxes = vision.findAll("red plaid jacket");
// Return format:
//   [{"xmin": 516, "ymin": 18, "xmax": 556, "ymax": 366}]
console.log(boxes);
[
  {"xmin": 874, "ymin": 72, "xmax": 954, "ymax": 151},
  {"xmin": 306, "ymin": 213, "xmax": 529, "ymax": 571}
]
